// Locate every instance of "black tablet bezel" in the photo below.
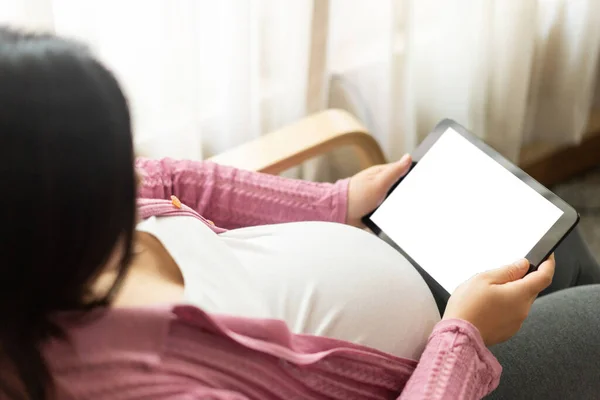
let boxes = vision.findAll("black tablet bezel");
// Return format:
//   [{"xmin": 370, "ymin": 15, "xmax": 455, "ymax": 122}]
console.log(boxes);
[{"xmin": 362, "ymin": 119, "xmax": 580, "ymax": 294}]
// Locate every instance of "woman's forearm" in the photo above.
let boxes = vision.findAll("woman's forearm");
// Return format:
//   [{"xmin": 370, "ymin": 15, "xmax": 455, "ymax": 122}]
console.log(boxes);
[
  {"xmin": 398, "ymin": 319, "xmax": 502, "ymax": 399},
  {"xmin": 136, "ymin": 157, "xmax": 349, "ymax": 229}
]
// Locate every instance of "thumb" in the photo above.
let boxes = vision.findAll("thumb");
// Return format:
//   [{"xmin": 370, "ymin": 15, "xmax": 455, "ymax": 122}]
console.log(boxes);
[
  {"xmin": 380, "ymin": 154, "xmax": 412, "ymax": 188},
  {"xmin": 482, "ymin": 258, "xmax": 530, "ymax": 284}
]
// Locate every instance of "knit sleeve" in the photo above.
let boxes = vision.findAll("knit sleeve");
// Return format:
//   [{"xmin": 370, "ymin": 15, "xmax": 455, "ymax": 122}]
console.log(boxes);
[
  {"xmin": 153, "ymin": 388, "xmax": 250, "ymax": 399},
  {"xmin": 398, "ymin": 319, "xmax": 502, "ymax": 400},
  {"xmin": 136, "ymin": 157, "xmax": 349, "ymax": 229}
]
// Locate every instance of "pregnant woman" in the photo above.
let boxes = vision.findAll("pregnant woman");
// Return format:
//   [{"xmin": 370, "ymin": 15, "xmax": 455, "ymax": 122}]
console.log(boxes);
[{"xmin": 1, "ymin": 28, "xmax": 600, "ymax": 400}]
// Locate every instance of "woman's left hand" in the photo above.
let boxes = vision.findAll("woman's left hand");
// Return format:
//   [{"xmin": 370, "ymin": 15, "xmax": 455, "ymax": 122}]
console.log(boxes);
[{"xmin": 346, "ymin": 154, "xmax": 412, "ymax": 227}]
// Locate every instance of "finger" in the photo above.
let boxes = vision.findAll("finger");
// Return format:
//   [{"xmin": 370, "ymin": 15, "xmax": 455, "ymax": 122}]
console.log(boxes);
[
  {"xmin": 482, "ymin": 258, "xmax": 530, "ymax": 284},
  {"xmin": 514, "ymin": 256, "xmax": 555, "ymax": 296},
  {"xmin": 380, "ymin": 154, "xmax": 412, "ymax": 189}
]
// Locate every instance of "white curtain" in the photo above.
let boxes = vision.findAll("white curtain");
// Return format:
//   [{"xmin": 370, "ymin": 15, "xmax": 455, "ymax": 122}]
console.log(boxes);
[
  {"xmin": 0, "ymin": 0, "xmax": 317, "ymax": 160},
  {"xmin": 1, "ymin": 0, "xmax": 599, "ymax": 172},
  {"xmin": 403, "ymin": 0, "xmax": 600, "ymax": 161}
]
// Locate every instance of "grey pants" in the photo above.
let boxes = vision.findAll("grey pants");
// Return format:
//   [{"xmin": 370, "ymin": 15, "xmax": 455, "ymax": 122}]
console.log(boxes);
[
  {"xmin": 487, "ymin": 285, "xmax": 600, "ymax": 399},
  {"xmin": 486, "ymin": 227, "xmax": 600, "ymax": 399}
]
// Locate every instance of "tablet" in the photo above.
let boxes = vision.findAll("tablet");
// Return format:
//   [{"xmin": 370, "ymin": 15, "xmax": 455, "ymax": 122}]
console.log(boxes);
[{"xmin": 363, "ymin": 119, "xmax": 579, "ymax": 295}]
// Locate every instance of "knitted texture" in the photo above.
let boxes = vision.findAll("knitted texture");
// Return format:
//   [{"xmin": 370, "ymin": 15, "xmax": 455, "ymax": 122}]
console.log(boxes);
[
  {"xmin": 135, "ymin": 158, "xmax": 349, "ymax": 229},
  {"xmin": 42, "ymin": 158, "xmax": 501, "ymax": 399}
]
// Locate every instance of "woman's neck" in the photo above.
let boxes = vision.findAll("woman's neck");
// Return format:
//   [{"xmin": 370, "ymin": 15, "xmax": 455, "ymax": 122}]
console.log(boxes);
[{"xmin": 93, "ymin": 232, "xmax": 186, "ymax": 308}]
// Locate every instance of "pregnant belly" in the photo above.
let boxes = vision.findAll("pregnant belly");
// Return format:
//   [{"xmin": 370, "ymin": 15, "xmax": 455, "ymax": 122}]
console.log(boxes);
[{"xmin": 220, "ymin": 221, "xmax": 440, "ymax": 360}]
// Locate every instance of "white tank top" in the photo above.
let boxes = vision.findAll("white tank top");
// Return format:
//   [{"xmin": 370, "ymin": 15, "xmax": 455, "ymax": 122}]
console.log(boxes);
[{"xmin": 137, "ymin": 216, "xmax": 440, "ymax": 360}]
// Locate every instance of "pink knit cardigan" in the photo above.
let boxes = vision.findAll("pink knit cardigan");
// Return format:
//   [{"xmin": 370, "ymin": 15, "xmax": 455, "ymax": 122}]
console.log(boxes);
[{"xmin": 43, "ymin": 158, "xmax": 501, "ymax": 399}]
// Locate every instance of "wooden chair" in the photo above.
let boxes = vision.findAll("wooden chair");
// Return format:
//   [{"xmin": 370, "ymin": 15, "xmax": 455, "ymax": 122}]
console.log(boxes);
[
  {"xmin": 208, "ymin": 109, "xmax": 386, "ymax": 174},
  {"xmin": 209, "ymin": 107, "xmax": 600, "ymax": 185}
]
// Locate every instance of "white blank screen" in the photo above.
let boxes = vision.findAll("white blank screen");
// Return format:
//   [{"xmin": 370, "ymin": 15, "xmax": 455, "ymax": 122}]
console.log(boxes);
[{"xmin": 371, "ymin": 128, "xmax": 563, "ymax": 293}]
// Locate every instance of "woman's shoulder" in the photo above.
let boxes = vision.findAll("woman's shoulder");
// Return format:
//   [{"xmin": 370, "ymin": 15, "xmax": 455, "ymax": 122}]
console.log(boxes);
[{"xmin": 44, "ymin": 305, "xmax": 417, "ymax": 399}]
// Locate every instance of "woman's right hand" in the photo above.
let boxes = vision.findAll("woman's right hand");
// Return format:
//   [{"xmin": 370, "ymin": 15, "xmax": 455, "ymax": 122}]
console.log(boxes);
[{"xmin": 443, "ymin": 255, "xmax": 555, "ymax": 347}]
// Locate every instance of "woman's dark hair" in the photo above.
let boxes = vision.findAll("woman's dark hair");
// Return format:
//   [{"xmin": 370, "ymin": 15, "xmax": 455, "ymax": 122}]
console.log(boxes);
[{"xmin": 0, "ymin": 28, "xmax": 137, "ymax": 399}]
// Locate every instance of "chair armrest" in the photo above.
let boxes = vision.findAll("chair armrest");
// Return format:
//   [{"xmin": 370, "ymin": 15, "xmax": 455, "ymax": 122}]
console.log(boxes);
[{"xmin": 208, "ymin": 109, "xmax": 386, "ymax": 174}]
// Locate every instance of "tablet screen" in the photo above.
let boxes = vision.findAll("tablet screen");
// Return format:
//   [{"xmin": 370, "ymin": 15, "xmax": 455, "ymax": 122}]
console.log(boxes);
[{"xmin": 370, "ymin": 127, "xmax": 563, "ymax": 293}]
